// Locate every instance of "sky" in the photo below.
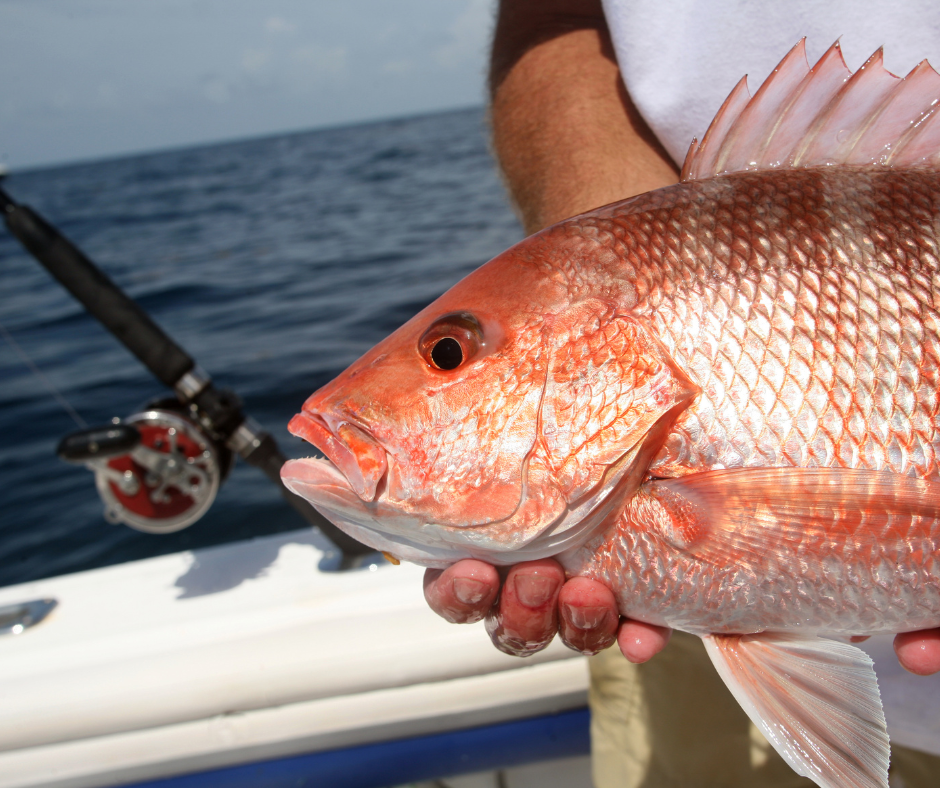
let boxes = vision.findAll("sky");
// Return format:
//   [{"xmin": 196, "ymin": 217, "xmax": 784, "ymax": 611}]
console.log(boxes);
[{"xmin": 0, "ymin": 0, "xmax": 494, "ymax": 170}]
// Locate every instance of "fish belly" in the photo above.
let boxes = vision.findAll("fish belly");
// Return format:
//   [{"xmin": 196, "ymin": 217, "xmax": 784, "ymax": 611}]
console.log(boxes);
[{"xmin": 562, "ymin": 497, "xmax": 940, "ymax": 636}]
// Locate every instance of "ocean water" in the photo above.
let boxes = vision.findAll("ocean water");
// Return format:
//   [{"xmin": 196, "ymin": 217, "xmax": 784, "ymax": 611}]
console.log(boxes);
[{"xmin": 0, "ymin": 108, "xmax": 523, "ymax": 588}]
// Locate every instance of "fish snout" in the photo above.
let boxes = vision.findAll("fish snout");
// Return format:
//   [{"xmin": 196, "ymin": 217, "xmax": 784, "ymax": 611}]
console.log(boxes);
[{"xmin": 287, "ymin": 411, "xmax": 387, "ymax": 502}]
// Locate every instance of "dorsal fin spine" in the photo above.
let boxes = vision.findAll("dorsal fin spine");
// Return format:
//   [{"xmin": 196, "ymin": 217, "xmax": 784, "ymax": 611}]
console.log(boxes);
[
  {"xmin": 684, "ymin": 76, "xmax": 750, "ymax": 181},
  {"xmin": 680, "ymin": 41, "xmax": 940, "ymax": 181},
  {"xmin": 888, "ymin": 101, "xmax": 940, "ymax": 165},
  {"xmin": 829, "ymin": 52, "xmax": 903, "ymax": 165},
  {"xmin": 845, "ymin": 61, "xmax": 933, "ymax": 164},
  {"xmin": 713, "ymin": 40, "xmax": 810, "ymax": 175},
  {"xmin": 678, "ymin": 138, "xmax": 700, "ymax": 182},
  {"xmin": 759, "ymin": 41, "xmax": 851, "ymax": 169},
  {"xmin": 793, "ymin": 48, "xmax": 898, "ymax": 167}
]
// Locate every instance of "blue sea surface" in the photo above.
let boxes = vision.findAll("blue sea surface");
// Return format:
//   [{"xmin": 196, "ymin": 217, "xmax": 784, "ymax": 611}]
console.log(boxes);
[{"xmin": 0, "ymin": 108, "xmax": 523, "ymax": 587}]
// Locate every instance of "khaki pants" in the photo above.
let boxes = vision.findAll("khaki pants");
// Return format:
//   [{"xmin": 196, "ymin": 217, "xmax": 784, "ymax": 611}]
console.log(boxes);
[{"xmin": 590, "ymin": 631, "xmax": 940, "ymax": 788}]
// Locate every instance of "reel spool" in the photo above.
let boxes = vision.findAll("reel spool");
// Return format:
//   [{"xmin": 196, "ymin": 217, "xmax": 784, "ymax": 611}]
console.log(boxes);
[{"xmin": 58, "ymin": 406, "xmax": 226, "ymax": 534}]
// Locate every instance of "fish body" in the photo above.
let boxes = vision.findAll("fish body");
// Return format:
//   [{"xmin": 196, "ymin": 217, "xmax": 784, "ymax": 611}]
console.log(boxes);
[
  {"xmin": 283, "ymin": 41, "xmax": 940, "ymax": 788},
  {"xmin": 555, "ymin": 166, "xmax": 940, "ymax": 638}
]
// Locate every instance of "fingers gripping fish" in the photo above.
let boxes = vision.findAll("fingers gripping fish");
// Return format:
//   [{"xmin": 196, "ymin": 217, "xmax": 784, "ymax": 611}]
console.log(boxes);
[{"xmin": 283, "ymin": 40, "xmax": 940, "ymax": 788}]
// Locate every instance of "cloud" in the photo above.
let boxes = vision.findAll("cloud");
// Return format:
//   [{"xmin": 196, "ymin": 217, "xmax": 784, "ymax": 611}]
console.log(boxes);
[
  {"xmin": 264, "ymin": 16, "xmax": 296, "ymax": 35},
  {"xmin": 434, "ymin": 0, "xmax": 493, "ymax": 69},
  {"xmin": 242, "ymin": 48, "xmax": 269, "ymax": 75},
  {"xmin": 382, "ymin": 59, "xmax": 414, "ymax": 75},
  {"xmin": 95, "ymin": 82, "xmax": 118, "ymax": 108},
  {"xmin": 50, "ymin": 88, "xmax": 74, "ymax": 111},
  {"xmin": 202, "ymin": 76, "xmax": 231, "ymax": 104},
  {"xmin": 1, "ymin": 0, "xmax": 493, "ymax": 169},
  {"xmin": 292, "ymin": 44, "xmax": 347, "ymax": 78}
]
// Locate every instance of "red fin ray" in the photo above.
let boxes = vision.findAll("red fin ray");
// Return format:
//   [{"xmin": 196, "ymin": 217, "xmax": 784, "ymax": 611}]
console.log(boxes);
[
  {"xmin": 795, "ymin": 48, "xmax": 900, "ymax": 166},
  {"xmin": 682, "ymin": 40, "xmax": 940, "ymax": 181},
  {"xmin": 647, "ymin": 467, "xmax": 940, "ymax": 572},
  {"xmin": 847, "ymin": 60, "xmax": 940, "ymax": 164},
  {"xmin": 681, "ymin": 76, "xmax": 750, "ymax": 181},
  {"xmin": 760, "ymin": 41, "xmax": 852, "ymax": 168},
  {"xmin": 889, "ymin": 96, "xmax": 940, "ymax": 166},
  {"xmin": 704, "ymin": 633, "xmax": 889, "ymax": 788},
  {"xmin": 714, "ymin": 39, "xmax": 812, "ymax": 175}
]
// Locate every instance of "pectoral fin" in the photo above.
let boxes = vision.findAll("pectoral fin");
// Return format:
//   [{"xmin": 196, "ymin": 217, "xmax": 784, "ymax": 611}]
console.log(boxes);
[
  {"xmin": 645, "ymin": 467, "xmax": 940, "ymax": 573},
  {"xmin": 703, "ymin": 632, "xmax": 889, "ymax": 788}
]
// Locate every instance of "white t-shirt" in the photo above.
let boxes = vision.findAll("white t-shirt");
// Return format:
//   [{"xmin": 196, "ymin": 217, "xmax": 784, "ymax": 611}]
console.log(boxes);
[{"xmin": 601, "ymin": 0, "xmax": 940, "ymax": 166}]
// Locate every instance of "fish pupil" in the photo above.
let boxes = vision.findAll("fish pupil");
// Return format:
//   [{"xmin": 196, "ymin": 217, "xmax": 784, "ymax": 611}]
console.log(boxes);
[{"xmin": 431, "ymin": 337, "xmax": 463, "ymax": 370}]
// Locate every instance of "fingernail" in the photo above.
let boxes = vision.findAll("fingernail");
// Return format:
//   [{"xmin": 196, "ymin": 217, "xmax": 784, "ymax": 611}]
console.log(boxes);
[
  {"xmin": 513, "ymin": 573, "xmax": 556, "ymax": 608},
  {"xmin": 485, "ymin": 614, "xmax": 553, "ymax": 657},
  {"xmin": 453, "ymin": 577, "xmax": 487, "ymax": 605},
  {"xmin": 564, "ymin": 604, "xmax": 610, "ymax": 630}
]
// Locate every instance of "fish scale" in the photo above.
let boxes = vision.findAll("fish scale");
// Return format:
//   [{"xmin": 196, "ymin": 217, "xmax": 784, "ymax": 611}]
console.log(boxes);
[{"xmin": 554, "ymin": 168, "xmax": 940, "ymax": 479}]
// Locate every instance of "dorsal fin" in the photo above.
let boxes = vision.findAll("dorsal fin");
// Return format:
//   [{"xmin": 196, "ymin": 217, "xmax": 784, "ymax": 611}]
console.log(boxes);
[{"xmin": 681, "ymin": 40, "xmax": 940, "ymax": 182}]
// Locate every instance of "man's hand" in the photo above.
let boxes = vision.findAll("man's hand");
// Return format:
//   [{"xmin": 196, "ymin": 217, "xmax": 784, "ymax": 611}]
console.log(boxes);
[
  {"xmin": 426, "ymin": 560, "xmax": 940, "ymax": 674},
  {"xmin": 424, "ymin": 558, "xmax": 671, "ymax": 660}
]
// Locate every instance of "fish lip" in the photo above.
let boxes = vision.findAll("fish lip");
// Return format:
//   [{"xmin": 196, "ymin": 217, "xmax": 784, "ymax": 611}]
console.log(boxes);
[{"xmin": 287, "ymin": 410, "xmax": 388, "ymax": 502}]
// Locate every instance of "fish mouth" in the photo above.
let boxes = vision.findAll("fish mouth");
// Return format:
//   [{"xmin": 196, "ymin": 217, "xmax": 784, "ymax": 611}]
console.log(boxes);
[
  {"xmin": 286, "ymin": 411, "xmax": 387, "ymax": 502},
  {"xmin": 281, "ymin": 413, "xmax": 469, "ymax": 567}
]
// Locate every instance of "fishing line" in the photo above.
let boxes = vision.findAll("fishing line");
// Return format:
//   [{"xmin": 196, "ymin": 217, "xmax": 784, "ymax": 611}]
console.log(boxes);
[{"xmin": 0, "ymin": 318, "xmax": 88, "ymax": 429}]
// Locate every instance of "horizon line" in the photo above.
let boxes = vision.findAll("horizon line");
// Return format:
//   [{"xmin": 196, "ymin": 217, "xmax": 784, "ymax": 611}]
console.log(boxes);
[{"xmin": 7, "ymin": 103, "xmax": 486, "ymax": 177}]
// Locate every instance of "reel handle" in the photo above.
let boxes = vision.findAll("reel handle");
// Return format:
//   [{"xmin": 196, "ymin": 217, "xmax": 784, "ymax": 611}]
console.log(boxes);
[{"xmin": 57, "ymin": 424, "xmax": 142, "ymax": 463}]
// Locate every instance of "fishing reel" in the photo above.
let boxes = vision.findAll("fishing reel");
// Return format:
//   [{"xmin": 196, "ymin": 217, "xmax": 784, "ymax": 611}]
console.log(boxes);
[
  {"xmin": 58, "ymin": 399, "xmax": 231, "ymax": 534},
  {"xmin": 3, "ymin": 180, "xmax": 371, "ymax": 559}
]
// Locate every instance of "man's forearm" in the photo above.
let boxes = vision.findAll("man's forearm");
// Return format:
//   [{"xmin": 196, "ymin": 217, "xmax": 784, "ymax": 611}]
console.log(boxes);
[{"xmin": 490, "ymin": 0, "xmax": 679, "ymax": 234}]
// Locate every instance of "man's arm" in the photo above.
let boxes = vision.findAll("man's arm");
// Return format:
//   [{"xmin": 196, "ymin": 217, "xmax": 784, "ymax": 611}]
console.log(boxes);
[{"xmin": 488, "ymin": 0, "xmax": 677, "ymax": 233}]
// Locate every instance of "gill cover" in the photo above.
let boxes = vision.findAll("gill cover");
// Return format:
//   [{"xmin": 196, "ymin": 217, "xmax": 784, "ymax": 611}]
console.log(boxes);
[{"xmin": 508, "ymin": 300, "xmax": 699, "ymax": 558}]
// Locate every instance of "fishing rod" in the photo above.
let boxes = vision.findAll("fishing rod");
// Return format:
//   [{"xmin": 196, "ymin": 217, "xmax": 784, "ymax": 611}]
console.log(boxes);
[{"xmin": 0, "ymin": 179, "xmax": 372, "ymax": 563}]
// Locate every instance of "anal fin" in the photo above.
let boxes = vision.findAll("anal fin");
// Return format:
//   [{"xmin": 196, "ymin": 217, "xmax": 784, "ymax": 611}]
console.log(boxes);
[{"xmin": 703, "ymin": 633, "xmax": 889, "ymax": 788}]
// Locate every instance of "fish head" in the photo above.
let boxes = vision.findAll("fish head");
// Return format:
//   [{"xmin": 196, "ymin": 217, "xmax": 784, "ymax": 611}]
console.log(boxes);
[{"xmin": 282, "ymin": 226, "xmax": 698, "ymax": 567}]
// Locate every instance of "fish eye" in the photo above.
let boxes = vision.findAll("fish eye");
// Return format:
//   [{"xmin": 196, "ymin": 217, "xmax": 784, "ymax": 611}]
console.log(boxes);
[
  {"xmin": 419, "ymin": 313, "xmax": 482, "ymax": 372},
  {"xmin": 430, "ymin": 337, "xmax": 463, "ymax": 370}
]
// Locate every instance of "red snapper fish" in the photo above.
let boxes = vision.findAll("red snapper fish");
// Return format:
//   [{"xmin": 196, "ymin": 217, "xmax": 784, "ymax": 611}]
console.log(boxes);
[{"xmin": 283, "ymin": 41, "xmax": 940, "ymax": 788}]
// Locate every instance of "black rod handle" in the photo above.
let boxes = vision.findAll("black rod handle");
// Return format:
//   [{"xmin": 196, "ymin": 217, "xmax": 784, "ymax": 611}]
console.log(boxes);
[{"xmin": 3, "ymin": 198, "xmax": 194, "ymax": 389}]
